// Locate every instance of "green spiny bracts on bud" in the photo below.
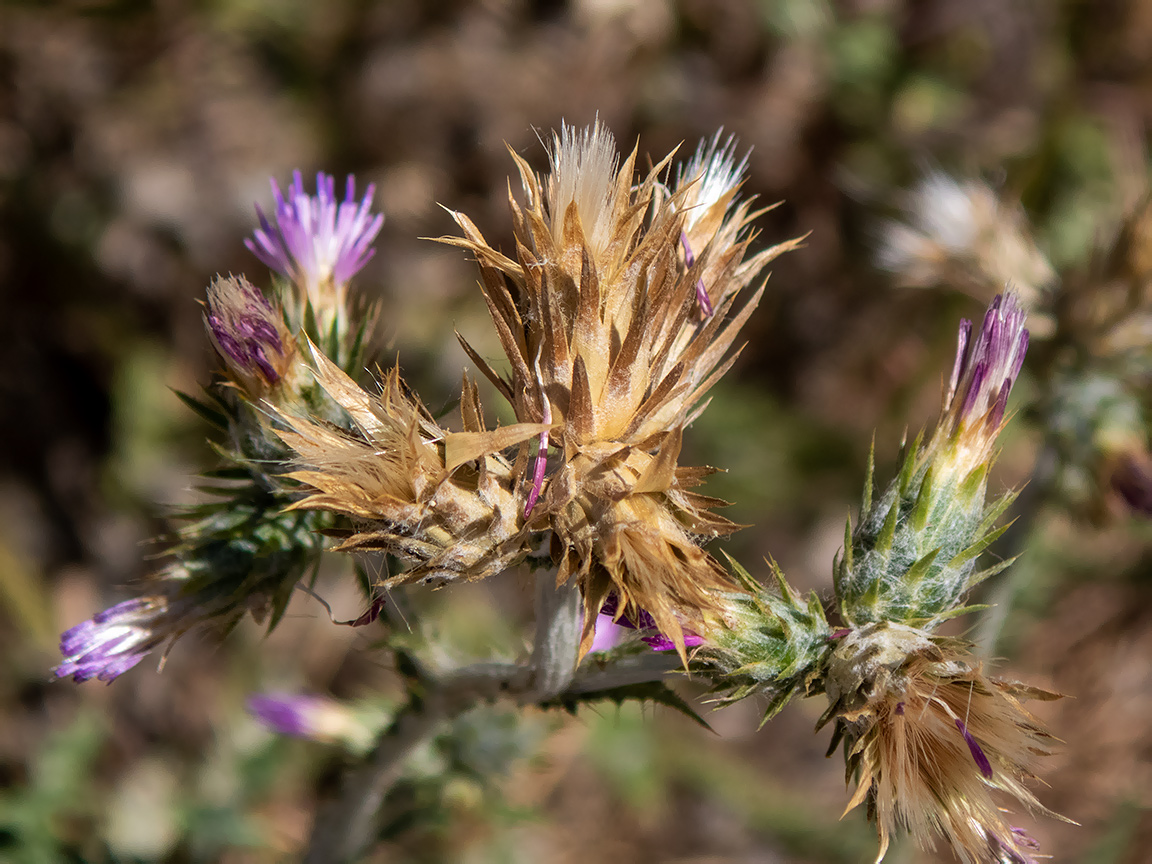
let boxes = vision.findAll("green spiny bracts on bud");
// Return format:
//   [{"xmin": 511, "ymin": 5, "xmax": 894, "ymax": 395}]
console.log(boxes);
[
  {"xmin": 696, "ymin": 554, "xmax": 831, "ymax": 721},
  {"xmin": 819, "ymin": 621, "xmax": 1066, "ymax": 864},
  {"xmin": 836, "ymin": 293, "xmax": 1028, "ymax": 629}
]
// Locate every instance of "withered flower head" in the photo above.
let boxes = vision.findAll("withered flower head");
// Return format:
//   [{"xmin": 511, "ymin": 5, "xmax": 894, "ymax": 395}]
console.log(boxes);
[
  {"xmin": 276, "ymin": 344, "xmax": 545, "ymax": 586},
  {"xmin": 822, "ymin": 622, "xmax": 1065, "ymax": 864},
  {"xmin": 440, "ymin": 120, "xmax": 800, "ymax": 657},
  {"xmin": 877, "ymin": 171, "xmax": 1055, "ymax": 313},
  {"xmin": 204, "ymin": 275, "xmax": 297, "ymax": 397}
]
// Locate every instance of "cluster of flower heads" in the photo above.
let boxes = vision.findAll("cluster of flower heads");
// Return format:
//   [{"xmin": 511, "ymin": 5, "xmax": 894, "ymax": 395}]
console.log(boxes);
[
  {"xmin": 54, "ymin": 171, "xmax": 385, "ymax": 688},
  {"xmin": 52, "ymin": 123, "xmax": 1068, "ymax": 864},
  {"xmin": 274, "ymin": 120, "xmax": 800, "ymax": 661}
]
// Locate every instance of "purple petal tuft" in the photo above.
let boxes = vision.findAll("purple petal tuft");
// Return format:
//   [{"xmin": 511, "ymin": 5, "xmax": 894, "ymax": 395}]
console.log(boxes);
[{"xmin": 956, "ymin": 718, "xmax": 994, "ymax": 779}]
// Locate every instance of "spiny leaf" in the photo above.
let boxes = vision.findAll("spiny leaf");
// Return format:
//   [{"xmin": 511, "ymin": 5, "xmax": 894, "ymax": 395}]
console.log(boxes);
[
  {"xmin": 944, "ymin": 522, "xmax": 1010, "ymax": 571},
  {"xmin": 758, "ymin": 684, "xmax": 798, "ymax": 727},
  {"xmin": 768, "ymin": 557, "xmax": 799, "ymax": 606},
  {"xmin": 720, "ymin": 550, "xmax": 759, "ymax": 593},
  {"xmin": 975, "ymin": 488, "xmax": 1020, "ymax": 536},
  {"xmin": 910, "ymin": 463, "xmax": 936, "ymax": 535},
  {"xmin": 543, "ymin": 681, "xmax": 711, "ymax": 731},
  {"xmin": 173, "ymin": 389, "xmax": 228, "ymax": 430},
  {"xmin": 957, "ymin": 461, "xmax": 990, "ymax": 503},
  {"xmin": 896, "ymin": 428, "xmax": 925, "ymax": 495},
  {"xmin": 930, "ymin": 603, "xmax": 991, "ymax": 623},
  {"xmin": 965, "ymin": 556, "xmax": 1017, "ymax": 589},
  {"xmin": 841, "ymin": 512, "xmax": 854, "ymax": 574},
  {"xmin": 902, "ymin": 548, "xmax": 940, "ymax": 589},
  {"xmin": 874, "ymin": 492, "xmax": 901, "ymax": 560}
]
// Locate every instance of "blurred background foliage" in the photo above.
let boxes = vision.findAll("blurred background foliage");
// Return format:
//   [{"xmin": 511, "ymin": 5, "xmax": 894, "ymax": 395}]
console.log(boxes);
[{"xmin": 2, "ymin": 0, "xmax": 1151, "ymax": 861}]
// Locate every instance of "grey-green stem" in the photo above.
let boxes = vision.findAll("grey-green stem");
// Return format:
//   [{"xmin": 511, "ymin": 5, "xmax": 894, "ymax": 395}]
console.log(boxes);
[{"xmin": 302, "ymin": 569, "xmax": 670, "ymax": 863}]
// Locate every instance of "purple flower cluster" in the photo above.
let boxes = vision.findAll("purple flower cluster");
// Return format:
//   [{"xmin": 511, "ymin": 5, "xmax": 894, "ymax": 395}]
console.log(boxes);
[
  {"xmin": 598, "ymin": 594, "xmax": 704, "ymax": 652},
  {"xmin": 205, "ymin": 277, "xmax": 286, "ymax": 386},
  {"xmin": 246, "ymin": 171, "xmax": 383, "ymax": 292},
  {"xmin": 53, "ymin": 598, "xmax": 172, "ymax": 683},
  {"xmin": 945, "ymin": 292, "xmax": 1030, "ymax": 433}
]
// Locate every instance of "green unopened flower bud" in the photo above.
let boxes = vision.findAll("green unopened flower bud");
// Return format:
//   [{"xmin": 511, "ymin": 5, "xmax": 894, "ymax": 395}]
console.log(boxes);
[
  {"xmin": 836, "ymin": 294, "xmax": 1029, "ymax": 629},
  {"xmin": 696, "ymin": 555, "xmax": 830, "ymax": 721}
]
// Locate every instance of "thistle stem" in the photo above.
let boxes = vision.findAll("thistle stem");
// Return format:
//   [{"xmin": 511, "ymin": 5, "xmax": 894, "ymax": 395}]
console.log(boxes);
[
  {"xmin": 530, "ymin": 569, "xmax": 583, "ymax": 701},
  {"xmin": 302, "ymin": 664, "xmax": 525, "ymax": 864},
  {"xmin": 304, "ymin": 570, "xmax": 624, "ymax": 862}
]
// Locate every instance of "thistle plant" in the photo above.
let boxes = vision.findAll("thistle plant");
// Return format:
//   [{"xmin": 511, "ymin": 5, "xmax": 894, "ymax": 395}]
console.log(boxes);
[
  {"xmin": 55, "ymin": 123, "xmax": 1069, "ymax": 864},
  {"xmin": 55, "ymin": 172, "xmax": 384, "ymax": 683}
]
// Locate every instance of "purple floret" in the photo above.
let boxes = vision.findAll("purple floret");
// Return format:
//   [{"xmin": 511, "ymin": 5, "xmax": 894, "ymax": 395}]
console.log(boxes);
[
  {"xmin": 245, "ymin": 171, "xmax": 384, "ymax": 290},
  {"xmin": 955, "ymin": 718, "xmax": 994, "ymax": 779},
  {"xmin": 946, "ymin": 292, "xmax": 1030, "ymax": 433},
  {"xmin": 641, "ymin": 631, "xmax": 706, "ymax": 652},
  {"xmin": 598, "ymin": 594, "xmax": 704, "ymax": 652},
  {"xmin": 54, "ymin": 598, "xmax": 164, "ymax": 683}
]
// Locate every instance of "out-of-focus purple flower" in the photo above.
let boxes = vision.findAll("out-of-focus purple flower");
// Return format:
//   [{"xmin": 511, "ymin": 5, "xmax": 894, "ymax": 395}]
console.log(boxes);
[
  {"xmin": 248, "ymin": 693, "xmax": 377, "ymax": 749},
  {"xmin": 598, "ymin": 594, "xmax": 704, "ymax": 652},
  {"xmin": 248, "ymin": 693, "xmax": 330, "ymax": 738},
  {"xmin": 204, "ymin": 275, "xmax": 295, "ymax": 394},
  {"xmin": 54, "ymin": 597, "xmax": 176, "ymax": 683},
  {"xmin": 245, "ymin": 171, "xmax": 383, "ymax": 297}
]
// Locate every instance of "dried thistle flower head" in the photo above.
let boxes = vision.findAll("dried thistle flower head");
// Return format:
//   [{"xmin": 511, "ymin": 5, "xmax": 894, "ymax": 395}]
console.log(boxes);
[
  {"xmin": 204, "ymin": 275, "xmax": 298, "ymax": 398},
  {"xmin": 276, "ymin": 343, "xmax": 545, "ymax": 586},
  {"xmin": 822, "ymin": 622, "xmax": 1065, "ymax": 864},
  {"xmin": 440, "ymin": 120, "xmax": 799, "ymax": 657},
  {"xmin": 878, "ymin": 172, "xmax": 1055, "ymax": 327}
]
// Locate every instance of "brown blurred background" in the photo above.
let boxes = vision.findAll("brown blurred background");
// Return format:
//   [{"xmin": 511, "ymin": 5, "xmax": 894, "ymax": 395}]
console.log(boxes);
[{"xmin": 2, "ymin": 1, "xmax": 1151, "ymax": 862}]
